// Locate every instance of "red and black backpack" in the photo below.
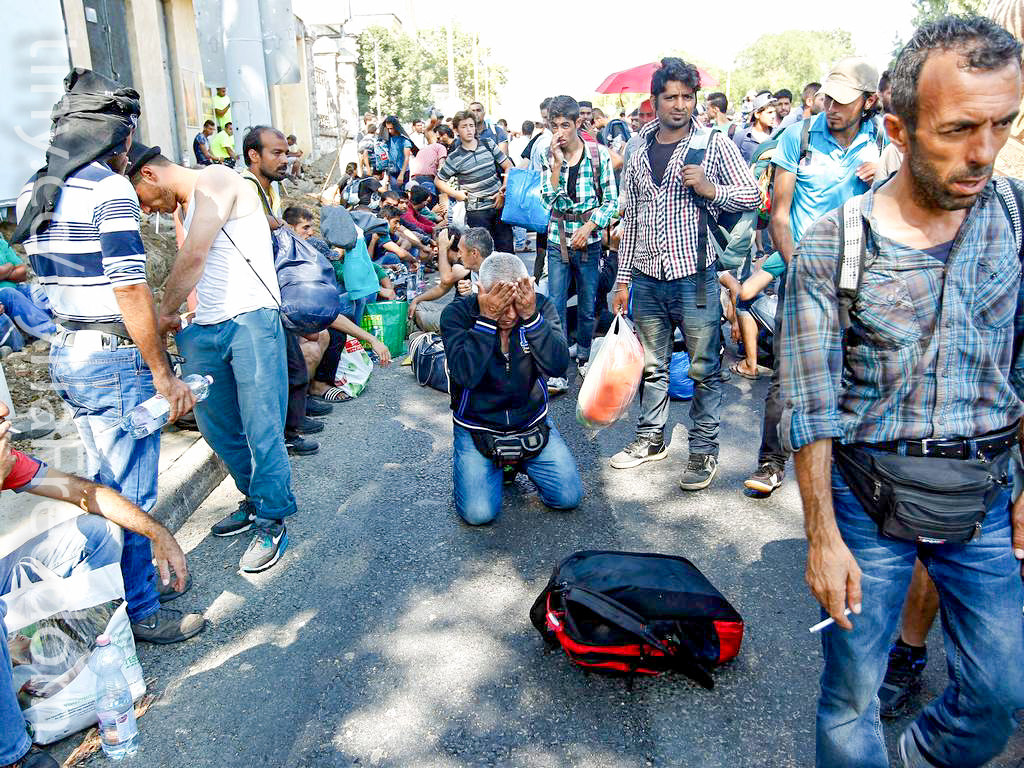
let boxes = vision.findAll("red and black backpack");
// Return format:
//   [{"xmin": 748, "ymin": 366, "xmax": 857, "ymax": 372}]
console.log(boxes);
[{"xmin": 530, "ymin": 551, "xmax": 744, "ymax": 689}]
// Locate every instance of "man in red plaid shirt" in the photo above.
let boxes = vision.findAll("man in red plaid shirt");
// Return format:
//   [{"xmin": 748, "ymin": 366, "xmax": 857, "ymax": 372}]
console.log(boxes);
[{"xmin": 611, "ymin": 57, "xmax": 759, "ymax": 490}]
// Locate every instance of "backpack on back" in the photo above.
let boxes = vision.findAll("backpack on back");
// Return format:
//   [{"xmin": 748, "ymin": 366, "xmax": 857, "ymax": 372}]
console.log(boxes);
[
  {"xmin": 530, "ymin": 550, "xmax": 743, "ymax": 689},
  {"xmin": 370, "ymin": 139, "xmax": 391, "ymax": 172}
]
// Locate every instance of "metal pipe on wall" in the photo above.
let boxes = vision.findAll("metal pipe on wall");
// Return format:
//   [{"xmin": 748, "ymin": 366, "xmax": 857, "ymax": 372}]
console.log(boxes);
[{"xmin": 223, "ymin": 0, "xmax": 273, "ymax": 151}]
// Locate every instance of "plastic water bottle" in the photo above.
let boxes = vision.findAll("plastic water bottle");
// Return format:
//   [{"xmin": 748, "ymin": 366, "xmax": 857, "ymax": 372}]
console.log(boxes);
[
  {"xmin": 121, "ymin": 374, "xmax": 213, "ymax": 439},
  {"xmin": 406, "ymin": 271, "xmax": 418, "ymax": 299},
  {"xmin": 89, "ymin": 635, "xmax": 139, "ymax": 760},
  {"xmin": 416, "ymin": 263, "xmax": 425, "ymax": 293}
]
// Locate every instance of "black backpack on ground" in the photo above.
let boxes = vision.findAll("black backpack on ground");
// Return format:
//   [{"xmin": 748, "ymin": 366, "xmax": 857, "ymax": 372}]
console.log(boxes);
[
  {"xmin": 410, "ymin": 332, "xmax": 449, "ymax": 393},
  {"xmin": 530, "ymin": 550, "xmax": 744, "ymax": 689}
]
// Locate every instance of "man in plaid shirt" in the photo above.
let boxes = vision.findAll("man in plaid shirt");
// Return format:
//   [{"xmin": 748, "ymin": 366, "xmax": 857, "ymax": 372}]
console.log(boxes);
[
  {"xmin": 541, "ymin": 95, "xmax": 618, "ymax": 388},
  {"xmin": 610, "ymin": 57, "xmax": 758, "ymax": 490},
  {"xmin": 780, "ymin": 17, "xmax": 1024, "ymax": 767}
]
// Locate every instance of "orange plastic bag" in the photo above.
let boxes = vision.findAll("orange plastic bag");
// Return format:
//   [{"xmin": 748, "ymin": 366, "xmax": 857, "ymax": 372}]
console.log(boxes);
[{"xmin": 576, "ymin": 314, "xmax": 644, "ymax": 429}]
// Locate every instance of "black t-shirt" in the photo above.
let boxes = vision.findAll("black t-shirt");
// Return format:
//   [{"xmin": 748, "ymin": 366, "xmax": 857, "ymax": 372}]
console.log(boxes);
[
  {"xmin": 648, "ymin": 139, "xmax": 680, "ymax": 187},
  {"xmin": 922, "ymin": 239, "xmax": 954, "ymax": 265},
  {"xmin": 193, "ymin": 133, "xmax": 211, "ymax": 165},
  {"xmin": 567, "ymin": 156, "xmax": 583, "ymax": 203}
]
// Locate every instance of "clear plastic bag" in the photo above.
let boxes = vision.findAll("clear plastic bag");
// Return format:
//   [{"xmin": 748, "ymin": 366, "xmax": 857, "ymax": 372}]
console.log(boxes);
[{"xmin": 576, "ymin": 313, "xmax": 644, "ymax": 429}]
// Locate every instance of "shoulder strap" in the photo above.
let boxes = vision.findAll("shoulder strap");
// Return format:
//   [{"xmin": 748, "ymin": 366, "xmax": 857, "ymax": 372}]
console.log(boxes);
[
  {"xmin": 244, "ymin": 175, "xmax": 280, "ymax": 223},
  {"xmin": 728, "ymin": 123, "xmax": 737, "ymax": 139},
  {"xmin": 798, "ymin": 117, "xmax": 813, "ymax": 164},
  {"xmin": 836, "ymin": 194, "xmax": 866, "ymax": 331},
  {"xmin": 584, "ymin": 139, "xmax": 603, "ymax": 204},
  {"xmin": 993, "ymin": 176, "xmax": 1024, "ymax": 259}
]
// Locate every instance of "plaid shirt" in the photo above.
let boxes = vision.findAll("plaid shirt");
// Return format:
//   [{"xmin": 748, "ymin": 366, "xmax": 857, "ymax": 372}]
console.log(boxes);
[
  {"xmin": 779, "ymin": 182, "xmax": 1024, "ymax": 453},
  {"xmin": 616, "ymin": 118, "xmax": 759, "ymax": 284},
  {"xmin": 540, "ymin": 141, "xmax": 618, "ymax": 245}
]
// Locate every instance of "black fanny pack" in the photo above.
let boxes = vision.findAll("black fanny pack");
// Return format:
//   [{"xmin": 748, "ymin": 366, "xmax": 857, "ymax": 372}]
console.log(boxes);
[
  {"xmin": 833, "ymin": 441, "xmax": 1011, "ymax": 544},
  {"xmin": 471, "ymin": 422, "xmax": 550, "ymax": 466}
]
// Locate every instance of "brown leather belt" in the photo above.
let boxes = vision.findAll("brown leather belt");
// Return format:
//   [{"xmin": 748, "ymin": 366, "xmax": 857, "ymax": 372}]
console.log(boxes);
[{"xmin": 549, "ymin": 208, "xmax": 595, "ymax": 263}]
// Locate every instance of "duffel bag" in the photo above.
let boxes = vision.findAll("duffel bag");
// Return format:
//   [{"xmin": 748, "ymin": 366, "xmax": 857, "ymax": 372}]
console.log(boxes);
[
  {"xmin": 530, "ymin": 550, "xmax": 743, "ymax": 689},
  {"xmin": 409, "ymin": 332, "xmax": 449, "ymax": 393}
]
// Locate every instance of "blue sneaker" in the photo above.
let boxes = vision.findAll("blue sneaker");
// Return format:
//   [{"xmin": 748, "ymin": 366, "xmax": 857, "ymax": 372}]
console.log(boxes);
[
  {"xmin": 211, "ymin": 500, "xmax": 256, "ymax": 537},
  {"xmin": 239, "ymin": 521, "xmax": 288, "ymax": 573}
]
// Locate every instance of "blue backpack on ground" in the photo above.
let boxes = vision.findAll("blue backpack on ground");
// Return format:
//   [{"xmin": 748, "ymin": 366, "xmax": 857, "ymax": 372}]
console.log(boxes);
[
  {"xmin": 669, "ymin": 351, "xmax": 694, "ymax": 400},
  {"xmin": 501, "ymin": 168, "xmax": 550, "ymax": 233}
]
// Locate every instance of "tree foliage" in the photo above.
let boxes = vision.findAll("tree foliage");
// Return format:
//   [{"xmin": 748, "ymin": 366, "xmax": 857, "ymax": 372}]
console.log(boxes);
[
  {"xmin": 728, "ymin": 29, "xmax": 856, "ymax": 106},
  {"xmin": 355, "ymin": 25, "xmax": 507, "ymax": 122},
  {"xmin": 911, "ymin": 0, "xmax": 986, "ymax": 26}
]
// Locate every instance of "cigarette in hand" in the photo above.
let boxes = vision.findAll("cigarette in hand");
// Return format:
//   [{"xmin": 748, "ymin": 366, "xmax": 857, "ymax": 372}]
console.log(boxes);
[{"xmin": 809, "ymin": 608, "xmax": 851, "ymax": 634}]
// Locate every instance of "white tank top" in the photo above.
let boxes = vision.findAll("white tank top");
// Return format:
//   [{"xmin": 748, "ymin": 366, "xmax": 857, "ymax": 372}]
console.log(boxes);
[{"xmin": 183, "ymin": 183, "xmax": 281, "ymax": 325}]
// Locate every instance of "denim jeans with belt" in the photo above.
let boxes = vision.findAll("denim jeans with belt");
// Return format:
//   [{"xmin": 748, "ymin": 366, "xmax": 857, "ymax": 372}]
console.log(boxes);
[
  {"xmin": 453, "ymin": 420, "xmax": 583, "ymax": 525},
  {"xmin": 49, "ymin": 343, "xmax": 161, "ymax": 624},
  {"xmin": 631, "ymin": 269, "xmax": 724, "ymax": 455},
  {"xmin": 175, "ymin": 308, "xmax": 297, "ymax": 521},
  {"xmin": 547, "ymin": 240, "xmax": 601, "ymax": 362},
  {"xmin": 817, "ymin": 461, "xmax": 1024, "ymax": 767},
  {"xmin": 0, "ymin": 515, "xmax": 123, "ymax": 764}
]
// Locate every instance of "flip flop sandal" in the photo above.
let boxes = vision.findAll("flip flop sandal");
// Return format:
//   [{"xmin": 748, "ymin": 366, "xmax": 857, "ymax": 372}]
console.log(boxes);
[
  {"xmin": 312, "ymin": 387, "xmax": 352, "ymax": 402},
  {"xmin": 730, "ymin": 362, "xmax": 763, "ymax": 380}
]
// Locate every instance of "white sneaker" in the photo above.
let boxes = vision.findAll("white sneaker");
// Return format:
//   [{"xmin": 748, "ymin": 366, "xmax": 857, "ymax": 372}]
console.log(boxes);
[
  {"xmin": 547, "ymin": 377, "xmax": 568, "ymax": 395},
  {"xmin": 577, "ymin": 360, "xmax": 590, "ymax": 378}
]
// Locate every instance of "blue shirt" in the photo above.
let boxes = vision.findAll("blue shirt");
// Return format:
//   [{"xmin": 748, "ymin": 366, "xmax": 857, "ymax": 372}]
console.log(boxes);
[
  {"xmin": 386, "ymin": 135, "xmax": 414, "ymax": 175},
  {"xmin": 477, "ymin": 122, "xmax": 508, "ymax": 147},
  {"xmin": 771, "ymin": 112, "xmax": 882, "ymax": 243}
]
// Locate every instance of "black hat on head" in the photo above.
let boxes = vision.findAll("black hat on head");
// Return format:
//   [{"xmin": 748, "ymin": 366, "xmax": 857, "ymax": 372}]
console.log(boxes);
[{"xmin": 125, "ymin": 141, "xmax": 161, "ymax": 180}]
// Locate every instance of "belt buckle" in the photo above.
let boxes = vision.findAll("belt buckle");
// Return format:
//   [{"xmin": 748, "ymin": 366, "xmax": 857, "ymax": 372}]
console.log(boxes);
[{"xmin": 919, "ymin": 437, "xmax": 949, "ymax": 458}]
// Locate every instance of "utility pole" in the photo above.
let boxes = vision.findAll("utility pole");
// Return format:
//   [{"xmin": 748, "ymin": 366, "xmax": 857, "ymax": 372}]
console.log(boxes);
[
  {"xmin": 472, "ymin": 33, "xmax": 479, "ymax": 101},
  {"xmin": 484, "ymin": 52, "xmax": 490, "ymax": 115},
  {"xmin": 446, "ymin": 18, "xmax": 457, "ymax": 107},
  {"xmin": 373, "ymin": 37, "xmax": 382, "ymax": 121}
]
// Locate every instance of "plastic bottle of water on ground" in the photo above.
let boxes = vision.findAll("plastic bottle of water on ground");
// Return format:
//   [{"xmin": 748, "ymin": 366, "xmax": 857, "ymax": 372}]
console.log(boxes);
[
  {"xmin": 89, "ymin": 634, "xmax": 139, "ymax": 760},
  {"xmin": 121, "ymin": 374, "xmax": 213, "ymax": 439},
  {"xmin": 416, "ymin": 263, "xmax": 425, "ymax": 293},
  {"xmin": 406, "ymin": 270, "xmax": 418, "ymax": 299}
]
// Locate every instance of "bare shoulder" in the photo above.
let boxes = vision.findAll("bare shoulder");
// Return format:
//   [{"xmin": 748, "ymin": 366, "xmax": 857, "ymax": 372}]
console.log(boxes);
[{"xmin": 194, "ymin": 164, "xmax": 241, "ymax": 195}]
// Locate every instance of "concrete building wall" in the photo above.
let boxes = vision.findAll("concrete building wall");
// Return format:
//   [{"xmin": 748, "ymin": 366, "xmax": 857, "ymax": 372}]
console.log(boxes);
[
  {"xmin": 63, "ymin": 0, "xmax": 92, "ymax": 68},
  {"xmin": 270, "ymin": 27, "xmax": 315, "ymax": 159},
  {"xmin": 123, "ymin": 0, "xmax": 176, "ymax": 152},
  {"xmin": 163, "ymin": 0, "xmax": 211, "ymax": 165}
]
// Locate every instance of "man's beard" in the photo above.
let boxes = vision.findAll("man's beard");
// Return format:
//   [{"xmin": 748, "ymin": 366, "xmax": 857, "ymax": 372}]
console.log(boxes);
[
  {"xmin": 264, "ymin": 166, "xmax": 287, "ymax": 182},
  {"xmin": 907, "ymin": 141, "xmax": 992, "ymax": 211}
]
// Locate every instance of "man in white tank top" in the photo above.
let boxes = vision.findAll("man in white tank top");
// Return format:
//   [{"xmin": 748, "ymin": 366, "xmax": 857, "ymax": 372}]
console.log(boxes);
[{"xmin": 127, "ymin": 143, "xmax": 296, "ymax": 574}]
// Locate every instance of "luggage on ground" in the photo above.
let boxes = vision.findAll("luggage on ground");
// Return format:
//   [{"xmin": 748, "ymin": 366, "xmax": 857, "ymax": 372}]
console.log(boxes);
[
  {"xmin": 360, "ymin": 300, "xmax": 409, "ymax": 357},
  {"xmin": 530, "ymin": 550, "xmax": 744, "ymax": 689},
  {"xmin": 669, "ymin": 350, "xmax": 695, "ymax": 400},
  {"xmin": 409, "ymin": 332, "xmax": 449, "ymax": 393}
]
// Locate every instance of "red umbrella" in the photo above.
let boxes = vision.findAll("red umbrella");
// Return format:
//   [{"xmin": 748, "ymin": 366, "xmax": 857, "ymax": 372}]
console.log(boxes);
[{"xmin": 596, "ymin": 62, "xmax": 720, "ymax": 94}]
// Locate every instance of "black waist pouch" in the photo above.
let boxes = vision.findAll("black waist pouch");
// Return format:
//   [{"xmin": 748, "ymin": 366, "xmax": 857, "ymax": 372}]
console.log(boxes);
[
  {"xmin": 471, "ymin": 422, "xmax": 550, "ymax": 466},
  {"xmin": 833, "ymin": 441, "xmax": 1010, "ymax": 544}
]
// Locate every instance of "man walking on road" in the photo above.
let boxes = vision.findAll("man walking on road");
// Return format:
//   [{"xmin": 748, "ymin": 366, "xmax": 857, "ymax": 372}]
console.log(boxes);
[
  {"xmin": 611, "ymin": 57, "xmax": 758, "ymax": 490},
  {"xmin": 781, "ymin": 16, "xmax": 1024, "ymax": 767},
  {"xmin": 128, "ymin": 142, "xmax": 298, "ymax": 574},
  {"xmin": 744, "ymin": 56, "xmax": 882, "ymax": 497},
  {"xmin": 12, "ymin": 70, "xmax": 203, "ymax": 645}
]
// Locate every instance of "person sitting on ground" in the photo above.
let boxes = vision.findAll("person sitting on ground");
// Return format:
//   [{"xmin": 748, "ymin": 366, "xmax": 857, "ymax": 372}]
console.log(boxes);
[
  {"xmin": 401, "ymin": 186, "xmax": 439, "ymax": 240},
  {"xmin": 0, "ymin": 404, "xmax": 196, "ymax": 768},
  {"xmin": 193, "ymin": 120, "xmax": 217, "ymax": 167},
  {"xmin": 285, "ymin": 135, "xmax": 303, "ymax": 179},
  {"xmin": 718, "ymin": 253, "xmax": 783, "ymax": 380},
  {"xmin": 440, "ymin": 252, "xmax": 582, "ymax": 526},
  {"xmin": 209, "ymin": 121, "xmax": 237, "ymax": 168},
  {"xmin": 0, "ymin": 235, "xmax": 56, "ymax": 343},
  {"xmin": 409, "ymin": 226, "xmax": 492, "ymax": 332}
]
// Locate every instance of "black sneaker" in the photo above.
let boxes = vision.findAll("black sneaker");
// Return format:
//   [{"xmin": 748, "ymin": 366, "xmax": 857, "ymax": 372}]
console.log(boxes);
[
  {"xmin": 879, "ymin": 640, "xmax": 927, "ymax": 718},
  {"xmin": 211, "ymin": 499, "xmax": 256, "ymax": 537},
  {"xmin": 285, "ymin": 433, "xmax": 320, "ymax": 456},
  {"xmin": 157, "ymin": 570, "xmax": 193, "ymax": 603},
  {"xmin": 679, "ymin": 453, "xmax": 719, "ymax": 491},
  {"xmin": 744, "ymin": 464, "xmax": 785, "ymax": 494},
  {"xmin": 10, "ymin": 747, "xmax": 59, "ymax": 768},
  {"xmin": 305, "ymin": 398, "xmax": 333, "ymax": 417},
  {"xmin": 293, "ymin": 416, "xmax": 325, "ymax": 435},
  {"xmin": 610, "ymin": 434, "xmax": 668, "ymax": 469},
  {"xmin": 131, "ymin": 607, "xmax": 206, "ymax": 644}
]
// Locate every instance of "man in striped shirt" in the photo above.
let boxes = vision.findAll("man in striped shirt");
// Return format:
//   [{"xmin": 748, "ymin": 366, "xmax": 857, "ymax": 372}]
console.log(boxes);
[
  {"xmin": 436, "ymin": 110, "xmax": 514, "ymax": 253},
  {"xmin": 611, "ymin": 57, "xmax": 758, "ymax": 490},
  {"xmin": 14, "ymin": 83, "xmax": 203, "ymax": 645}
]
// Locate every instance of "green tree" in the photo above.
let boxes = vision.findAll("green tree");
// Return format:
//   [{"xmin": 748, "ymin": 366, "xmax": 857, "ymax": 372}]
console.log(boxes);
[
  {"xmin": 355, "ymin": 25, "xmax": 507, "ymax": 122},
  {"xmin": 911, "ymin": 0, "xmax": 986, "ymax": 26},
  {"xmin": 728, "ymin": 29, "xmax": 856, "ymax": 107}
]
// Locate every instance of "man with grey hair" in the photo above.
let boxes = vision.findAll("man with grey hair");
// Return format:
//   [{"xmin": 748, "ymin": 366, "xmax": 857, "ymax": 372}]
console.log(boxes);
[
  {"xmin": 408, "ymin": 226, "xmax": 492, "ymax": 331},
  {"xmin": 440, "ymin": 253, "xmax": 582, "ymax": 525}
]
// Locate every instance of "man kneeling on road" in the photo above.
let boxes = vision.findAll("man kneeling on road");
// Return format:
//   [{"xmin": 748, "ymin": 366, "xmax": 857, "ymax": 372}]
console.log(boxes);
[
  {"xmin": 440, "ymin": 253, "xmax": 583, "ymax": 525},
  {"xmin": 0, "ymin": 405, "xmax": 196, "ymax": 768}
]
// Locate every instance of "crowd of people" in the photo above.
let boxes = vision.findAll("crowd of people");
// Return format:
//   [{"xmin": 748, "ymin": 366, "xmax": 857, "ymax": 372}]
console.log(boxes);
[{"xmin": 3, "ymin": 12, "xmax": 1024, "ymax": 768}]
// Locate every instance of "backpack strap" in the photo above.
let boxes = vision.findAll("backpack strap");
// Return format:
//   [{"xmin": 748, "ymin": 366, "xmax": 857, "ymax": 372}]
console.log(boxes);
[
  {"xmin": 993, "ymin": 176, "xmax": 1024, "ymax": 259},
  {"xmin": 584, "ymin": 139, "xmax": 603, "ymax": 205},
  {"xmin": 798, "ymin": 117, "xmax": 813, "ymax": 165},
  {"xmin": 836, "ymin": 194, "xmax": 867, "ymax": 331}
]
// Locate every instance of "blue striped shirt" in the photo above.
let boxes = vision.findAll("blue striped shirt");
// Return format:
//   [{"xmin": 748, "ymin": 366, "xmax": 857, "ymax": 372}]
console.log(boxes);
[
  {"xmin": 16, "ymin": 162, "xmax": 148, "ymax": 323},
  {"xmin": 779, "ymin": 181, "xmax": 1024, "ymax": 452}
]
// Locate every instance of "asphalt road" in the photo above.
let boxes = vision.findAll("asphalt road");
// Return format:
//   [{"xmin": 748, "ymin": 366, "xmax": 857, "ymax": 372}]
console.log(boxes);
[{"xmin": 55, "ymin": 348, "xmax": 1024, "ymax": 768}]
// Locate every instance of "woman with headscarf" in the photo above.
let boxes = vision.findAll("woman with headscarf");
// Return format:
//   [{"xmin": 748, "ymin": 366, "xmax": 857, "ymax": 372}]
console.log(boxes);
[{"xmin": 378, "ymin": 116, "xmax": 418, "ymax": 193}]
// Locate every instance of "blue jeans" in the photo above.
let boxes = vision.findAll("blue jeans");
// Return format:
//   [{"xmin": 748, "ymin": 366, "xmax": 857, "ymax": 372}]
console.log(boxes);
[
  {"xmin": 453, "ymin": 420, "xmax": 583, "ymax": 525},
  {"xmin": 0, "ymin": 284, "xmax": 55, "ymax": 340},
  {"xmin": 547, "ymin": 240, "xmax": 601, "ymax": 361},
  {"xmin": 0, "ymin": 514, "xmax": 122, "ymax": 764},
  {"xmin": 49, "ymin": 344, "xmax": 161, "ymax": 623},
  {"xmin": 175, "ymin": 308, "xmax": 296, "ymax": 520},
  {"xmin": 818, "ymin": 462, "xmax": 1024, "ymax": 767},
  {"xmin": 632, "ymin": 270, "xmax": 724, "ymax": 455},
  {"xmin": 339, "ymin": 294, "xmax": 371, "ymax": 327}
]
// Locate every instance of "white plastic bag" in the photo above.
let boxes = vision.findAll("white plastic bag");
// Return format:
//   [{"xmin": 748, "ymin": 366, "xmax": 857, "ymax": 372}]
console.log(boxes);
[
  {"xmin": 450, "ymin": 200, "xmax": 467, "ymax": 232},
  {"xmin": 4, "ymin": 524, "xmax": 145, "ymax": 744},
  {"xmin": 335, "ymin": 337, "xmax": 374, "ymax": 397},
  {"xmin": 576, "ymin": 314, "xmax": 644, "ymax": 429}
]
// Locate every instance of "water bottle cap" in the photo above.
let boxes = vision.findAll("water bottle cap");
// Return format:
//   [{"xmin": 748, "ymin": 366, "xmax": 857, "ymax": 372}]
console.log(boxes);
[{"xmin": 95, "ymin": 634, "xmax": 111, "ymax": 646}]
